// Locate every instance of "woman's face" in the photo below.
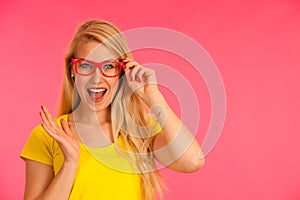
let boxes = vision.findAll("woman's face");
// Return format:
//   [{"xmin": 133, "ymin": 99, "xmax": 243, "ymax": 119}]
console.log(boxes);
[{"xmin": 73, "ymin": 41, "xmax": 121, "ymax": 112}]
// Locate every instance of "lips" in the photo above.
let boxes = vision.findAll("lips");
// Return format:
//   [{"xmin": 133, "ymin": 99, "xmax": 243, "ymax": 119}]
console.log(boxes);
[{"xmin": 87, "ymin": 87, "xmax": 107, "ymax": 102}]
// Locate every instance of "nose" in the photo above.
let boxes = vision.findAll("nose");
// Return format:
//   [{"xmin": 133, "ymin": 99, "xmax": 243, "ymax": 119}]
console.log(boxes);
[{"xmin": 90, "ymin": 66, "xmax": 104, "ymax": 83}]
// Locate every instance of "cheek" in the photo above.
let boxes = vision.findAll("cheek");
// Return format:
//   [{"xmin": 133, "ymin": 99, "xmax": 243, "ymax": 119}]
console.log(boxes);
[
  {"xmin": 75, "ymin": 77, "xmax": 89, "ymax": 92},
  {"xmin": 109, "ymin": 79, "xmax": 120, "ymax": 90}
]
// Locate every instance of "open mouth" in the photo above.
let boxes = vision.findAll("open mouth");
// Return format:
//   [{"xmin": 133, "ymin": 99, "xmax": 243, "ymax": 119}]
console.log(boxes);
[{"xmin": 87, "ymin": 88, "xmax": 107, "ymax": 102}]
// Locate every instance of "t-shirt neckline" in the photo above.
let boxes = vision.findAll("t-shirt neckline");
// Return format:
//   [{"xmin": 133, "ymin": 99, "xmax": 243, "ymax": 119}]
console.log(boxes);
[{"xmin": 60, "ymin": 113, "xmax": 115, "ymax": 150}]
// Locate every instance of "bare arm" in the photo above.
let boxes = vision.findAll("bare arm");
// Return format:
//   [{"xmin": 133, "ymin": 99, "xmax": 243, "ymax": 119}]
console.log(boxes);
[
  {"xmin": 123, "ymin": 59, "xmax": 205, "ymax": 172},
  {"xmin": 24, "ymin": 160, "xmax": 77, "ymax": 200},
  {"xmin": 23, "ymin": 106, "xmax": 80, "ymax": 200},
  {"xmin": 149, "ymin": 93, "xmax": 205, "ymax": 172},
  {"xmin": 24, "ymin": 160, "xmax": 53, "ymax": 199}
]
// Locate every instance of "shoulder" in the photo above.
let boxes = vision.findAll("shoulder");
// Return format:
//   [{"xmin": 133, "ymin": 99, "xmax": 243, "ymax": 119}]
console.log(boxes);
[
  {"xmin": 54, "ymin": 114, "xmax": 69, "ymax": 127},
  {"xmin": 29, "ymin": 114, "xmax": 69, "ymax": 143},
  {"xmin": 20, "ymin": 114, "xmax": 68, "ymax": 162}
]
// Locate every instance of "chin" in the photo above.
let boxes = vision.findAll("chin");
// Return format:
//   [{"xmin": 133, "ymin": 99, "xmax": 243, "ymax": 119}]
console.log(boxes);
[{"xmin": 86, "ymin": 102, "xmax": 108, "ymax": 112}]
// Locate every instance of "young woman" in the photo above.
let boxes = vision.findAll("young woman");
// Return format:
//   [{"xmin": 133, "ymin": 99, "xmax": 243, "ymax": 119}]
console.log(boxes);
[{"xmin": 20, "ymin": 20, "xmax": 205, "ymax": 200}]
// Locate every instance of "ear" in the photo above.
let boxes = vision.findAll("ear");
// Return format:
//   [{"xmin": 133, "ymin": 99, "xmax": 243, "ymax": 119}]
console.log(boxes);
[{"xmin": 70, "ymin": 67, "xmax": 75, "ymax": 78}]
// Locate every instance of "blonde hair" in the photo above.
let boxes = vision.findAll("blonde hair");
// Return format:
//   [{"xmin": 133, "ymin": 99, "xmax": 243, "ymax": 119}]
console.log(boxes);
[{"xmin": 57, "ymin": 20, "xmax": 165, "ymax": 200}]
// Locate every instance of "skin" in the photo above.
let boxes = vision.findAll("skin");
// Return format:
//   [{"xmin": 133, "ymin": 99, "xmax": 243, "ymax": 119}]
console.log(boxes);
[
  {"xmin": 69, "ymin": 41, "xmax": 120, "ymax": 147},
  {"xmin": 23, "ymin": 41, "xmax": 205, "ymax": 200}
]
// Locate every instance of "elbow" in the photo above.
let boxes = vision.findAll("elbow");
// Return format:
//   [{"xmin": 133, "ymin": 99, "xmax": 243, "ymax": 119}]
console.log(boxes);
[
  {"xmin": 196, "ymin": 157, "xmax": 205, "ymax": 170},
  {"xmin": 191, "ymin": 157, "xmax": 205, "ymax": 172},
  {"xmin": 166, "ymin": 154, "xmax": 205, "ymax": 172},
  {"xmin": 187, "ymin": 149, "xmax": 206, "ymax": 172},
  {"xmin": 183, "ymin": 157, "xmax": 205, "ymax": 173}
]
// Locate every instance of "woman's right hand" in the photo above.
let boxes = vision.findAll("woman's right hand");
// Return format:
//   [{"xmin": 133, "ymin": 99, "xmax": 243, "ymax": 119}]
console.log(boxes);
[{"xmin": 40, "ymin": 105, "xmax": 80, "ymax": 165}]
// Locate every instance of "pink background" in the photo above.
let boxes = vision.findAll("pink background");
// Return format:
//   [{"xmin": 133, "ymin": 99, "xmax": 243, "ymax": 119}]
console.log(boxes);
[{"xmin": 1, "ymin": 0, "xmax": 300, "ymax": 199}]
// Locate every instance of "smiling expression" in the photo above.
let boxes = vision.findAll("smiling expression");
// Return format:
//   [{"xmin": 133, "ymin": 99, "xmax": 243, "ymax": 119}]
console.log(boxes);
[{"xmin": 72, "ymin": 41, "xmax": 122, "ymax": 112}]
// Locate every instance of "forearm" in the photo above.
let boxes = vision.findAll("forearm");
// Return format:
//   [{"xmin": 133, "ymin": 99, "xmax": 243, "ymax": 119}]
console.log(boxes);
[
  {"xmin": 148, "ymin": 92, "xmax": 205, "ymax": 171},
  {"xmin": 35, "ymin": 162, "xmax": 78, "ymax": 200}
]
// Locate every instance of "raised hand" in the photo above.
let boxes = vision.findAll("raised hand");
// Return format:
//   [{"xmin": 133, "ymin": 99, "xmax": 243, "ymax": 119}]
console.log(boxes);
[
  {"xmin": 40, "ymin": 106, "xmax": 80, "ymax": 165},
  {"xmin": 123, "ymin": 58, "xmax": 161, "ymax": 106}
]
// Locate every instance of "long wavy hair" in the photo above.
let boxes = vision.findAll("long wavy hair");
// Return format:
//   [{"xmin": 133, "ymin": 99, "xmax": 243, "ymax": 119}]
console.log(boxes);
[{"xmin": 57, "ymin": 20, "xmax": 165, "ymax": 200}]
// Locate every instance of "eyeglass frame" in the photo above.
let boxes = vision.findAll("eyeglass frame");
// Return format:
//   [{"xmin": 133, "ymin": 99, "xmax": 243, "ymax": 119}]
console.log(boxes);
[{"xmin": 71, "ymin": 57, "xmax": 125, "ymax": 78}]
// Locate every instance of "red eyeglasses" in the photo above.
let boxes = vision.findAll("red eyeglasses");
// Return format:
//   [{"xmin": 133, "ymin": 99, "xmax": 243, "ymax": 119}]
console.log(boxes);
[{"xmin": 71, "ymin": 58, "xmax": 125, "ymax": 77}]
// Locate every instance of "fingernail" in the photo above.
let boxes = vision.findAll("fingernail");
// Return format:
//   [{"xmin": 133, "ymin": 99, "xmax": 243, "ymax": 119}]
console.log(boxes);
[{"xmin": 130, "ymin": 77, "xmax": 133, "ymax": 81}]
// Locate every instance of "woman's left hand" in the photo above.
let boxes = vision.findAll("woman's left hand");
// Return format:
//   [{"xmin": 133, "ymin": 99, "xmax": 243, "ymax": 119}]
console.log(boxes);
[{"xmin": 123, "ymin": 58, "xmax": 161, "ymax": 106}]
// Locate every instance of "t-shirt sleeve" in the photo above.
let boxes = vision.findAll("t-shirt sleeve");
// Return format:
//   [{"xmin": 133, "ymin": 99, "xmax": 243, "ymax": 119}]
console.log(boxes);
[{"xmin": 20, "ymin": 124, "xmax": 54, "ymax": 166}]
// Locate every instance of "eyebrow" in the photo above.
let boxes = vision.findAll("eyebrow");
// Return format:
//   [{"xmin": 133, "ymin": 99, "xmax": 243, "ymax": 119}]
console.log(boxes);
[
  {"xmin": 82, "ymin": 58, "xmax": 116, "ymax": 62},
  {"xmin": 104, "ymin": 59, "xmax": 115, "ymax": 62}
]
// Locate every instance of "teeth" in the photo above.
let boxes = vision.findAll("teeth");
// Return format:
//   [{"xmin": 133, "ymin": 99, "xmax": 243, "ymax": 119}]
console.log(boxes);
[{"xmin": 88, "ymin": 88, "xmax": 106, "ymax": 93}]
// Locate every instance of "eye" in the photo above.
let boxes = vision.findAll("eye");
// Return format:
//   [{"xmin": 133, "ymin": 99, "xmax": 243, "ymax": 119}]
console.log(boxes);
[
  {"xmin": 80, "ymin": 62, "xmax": 93, "ymax": 69},
  {"xmin": 103, "ymin": 63, "xmax": 115, "ymax": 70}
]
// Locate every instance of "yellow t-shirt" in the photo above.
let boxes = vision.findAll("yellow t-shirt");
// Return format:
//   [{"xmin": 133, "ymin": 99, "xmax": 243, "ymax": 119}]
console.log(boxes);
[{"xmin": 20, "ymin": 114, "xmax": 162, "ymax": 200}]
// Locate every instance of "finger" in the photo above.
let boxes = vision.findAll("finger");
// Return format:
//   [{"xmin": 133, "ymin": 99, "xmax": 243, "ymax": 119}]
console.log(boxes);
[
  {"xmin": 41, "ymin": 120, "xmax": 79, "ymax": 157},
  {"xmin": 40, "ymin": 111, "xmax": 51, "ymax": 127},
  {"xmin": 41, "ymin": 123, "xmax": 63, "ymax": 141},
  {"xmin": 40, "ymin": 111, "xmax": 64, "ymax": 138},
  {"xmin": 42, "ymin": 122, "xmax": 76, "ymax": 151},
  {"xmin": 60, "ymin": 119, "xmax": 74, "ymax": 138},
  {"xmin": 129, "ymin": 65, "xmax": 142, "ymax": 82},
  {"xmin": 124, "ymin": 61, "xmax": 139, "ymax": 71},
  {"xmin": 42, "ymin": 114, "xmax": 61, "ymax": 135},
  {"xmin": 135, "ymin": 67, "xmax": 145, "ymax": 82},
  {"xmin": 41, "ymin": 105, "xmax": 60, "ymax": 128},
  {"xmin": 143, "ymin": 68, "xmax": 157, "ymax": 84},
  {"xmin": 124, "ymin": 66, "xmax": 132, "ymax": 83},
  {"xmin": 42, "ymin": 120, "xmax": 62, "ymax": 137},
  {"xmin": 123, "ymin": 60, "xmax": 139, "ymax": 81},
  {"xmin": 41, "ymin": 105, "xmax": 53, "ymax": 120},
  {"xmin": 44, "ymin": 107, "xmax": 58, "ymax": 127},
  {"xmin": 122, "ymin": 57, "xmax": 133, "ymax": 63}
]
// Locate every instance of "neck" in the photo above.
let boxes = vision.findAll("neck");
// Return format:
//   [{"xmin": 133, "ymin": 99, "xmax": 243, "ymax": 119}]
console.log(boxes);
[{"xmin": 71, "ymin": 103, "xmax": 111, "ymax": 124}]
